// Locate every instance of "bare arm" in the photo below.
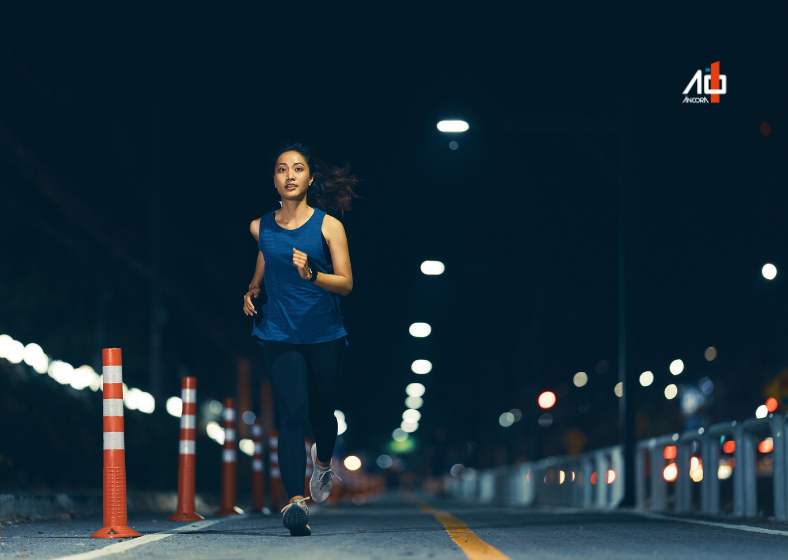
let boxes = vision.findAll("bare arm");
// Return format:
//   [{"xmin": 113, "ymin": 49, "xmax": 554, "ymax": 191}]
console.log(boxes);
[
  {"xmin": 291, "ymin": 215, "xmax": 353, "ymax": 296},
  {"xmin": 243, "ymin": 220, "xmax": 265, "ymax": 316}
]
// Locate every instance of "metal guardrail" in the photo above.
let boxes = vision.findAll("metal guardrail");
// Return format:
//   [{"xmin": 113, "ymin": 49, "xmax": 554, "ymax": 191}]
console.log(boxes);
[
  {"xmin": 636, "ymin": 413, "xmax": 786, "ymax": 519},
  {"xmin": 445, "ymin": 413, "xmax": 786, "ymax": 519}
]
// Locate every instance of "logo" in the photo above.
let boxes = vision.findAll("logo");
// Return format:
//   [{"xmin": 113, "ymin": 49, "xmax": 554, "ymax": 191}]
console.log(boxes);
[{"xmin": 682, "ymin": 61, "xmax": 726, "ymax": 104}]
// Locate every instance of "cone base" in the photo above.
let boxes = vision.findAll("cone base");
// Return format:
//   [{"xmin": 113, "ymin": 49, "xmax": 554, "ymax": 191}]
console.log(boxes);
[
  {"xmin": 215, "ymin": 506, "xmax": 244, "ymax": 516},
  {"xmin": 91, "ymin": 526, "xmax": 141, "ymax": 539},
  {"xmin": 168, "ymin": 511, "xmax": 205, "ymax": 522}
]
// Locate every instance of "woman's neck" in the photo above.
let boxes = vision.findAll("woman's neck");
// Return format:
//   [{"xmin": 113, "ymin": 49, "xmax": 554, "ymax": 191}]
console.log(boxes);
[{"xmin": 277, "ymin": 197, "xmax": 312, "ymax": 226}]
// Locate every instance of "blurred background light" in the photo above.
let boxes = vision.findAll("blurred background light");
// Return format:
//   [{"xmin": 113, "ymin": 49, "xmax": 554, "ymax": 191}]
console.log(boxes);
[
  {"xmin": 206, "ymin": 421, "xmax": 224, "ymax": 445},
  {"xmin": 573, "ymin": 372, "xmax": 588, "ymax": 387},
  {"xmin": 242, "ymin": 411, "xmax": 256, "ymax": 425},
  {"xmin": 420, "ymin": 261, "xmax": 445, "ymax": 275},
  {"xmin": 538, "ymin": 413, "xmax": 553, "ymax": 427},
  {"xmin": 759, "ymin": 438, "xmax": 774, "ymax": 454},
  {"xmin": 639, "ymin": 371, "xmax": 654, "ymax": 387},
  {"xmin": 663, "ymin": 445, "xmax": 677, "ymax": 460},
  {"xmin": 343, "ymin": 456, "xmax": 361, "ymax": 471},
  {"xmin": 437, "ymin": 120, "xmax": 469, "ymax": 132},
  {"xmin": 406, "ymin": 383, "xmax": 425, "ymax": 397},
  {"xmin": 449, "ymin": 141, "xmax": 459, "ymax": 150},
  {"xmin": 209, "ymin": 400, "xmax": 223, "ymax": 414},
  {"xmin": 762, "ymin": 263, "xmax": 777, "ymax": 280},
  {"xmin": 392, "ymin": 428, "xmax": 408, "ymax": 442},
  {"xmin": 755, "ymin": 405, "xmax": 768, "ymax": 419},
  {"xmin": 4, "ymin": 338, "xmax": 24, "ymax": 364},
  {"xmin": 665, "ymin": 384, "xmax": 678, "ymax": 400},
  {"xmin": 510, "ymin": 408, "xmax": 522, "ymax": 422},
  {"xmin": 538, "ymin": 391, "xmax": 556, "ymax": 409},
  {"xmin": 499, "ymin": 412, "xmax": 514, "ymax": 427},
  {"xmin": 614, "ymin": 382, "xmax": 623, "ymax": 397},
  {"xmin": 376, "ymin": 455, "xmax": 393, "ymax": 469},
  {"xmin": 722, "ymin": 440, "xmax": 736, "ymax": 454},
  {"xmin": 335, "ymin": 410, "xmax": 348, "ymax": 435},
  {"xmin": 166, "ymin": 396, "xmax": 183, "ymax": 417},
  {"xmin": 766, "ymin": 397, "xmax": 778, "ymax": 412},
  {"xmin": 405, "ymin": 396, "xmax": 423, "ymax": 409},
  {"xmin": 239, "ymin": 439, "xmax": 254, "ymax": 456},
  {"xmin": 411, "ymin": 359, "xmax": 432, "ymax": 374},
  {"xmin": 680, "ymin": 386, "xmax": 705, "ymax": 414},
  {"xmin": 402, "ymin": 409, "xmax": 421, "ymax": 423},
  {"xmin": 401, "ymin": 420, "xmax": 418, "ymax": 433},
  {"xmin": 409, "ymin": 323, "xmax": 431, "ymax": 337},
  {"xmin": 699, "ymin": 377, "xmax": 714, "ymax": 395},
  {"xmin": 450, "ymin": 464, "xmax": 464, "ymax": 477},
  {"xmin": 670, "ymin": 359, "xmax": 684, "ymax": 375},
  {"xmin": 718, "ymin": 464, "xmax": 733, "ymax": 480},
  {"xmin": 704, "ymin": 346, "xmax": 717, "ymax": 361},
  {"xmin": 23, "ymin": 343, "xmax": 48, "ymax": 373},
  {"xmin": 663, "ymin": 463, "xmax": 678, "ymax": 482}
]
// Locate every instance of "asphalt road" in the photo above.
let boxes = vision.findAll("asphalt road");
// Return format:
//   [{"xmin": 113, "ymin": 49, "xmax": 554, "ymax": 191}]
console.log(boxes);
[{"xmin": 3, "ymin": 495, "xmax": 788, "ymax": 559}]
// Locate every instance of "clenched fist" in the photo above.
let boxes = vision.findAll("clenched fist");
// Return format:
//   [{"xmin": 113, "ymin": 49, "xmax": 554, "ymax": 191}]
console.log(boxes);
[{"xmin": 292, "ymin": 248, "xmax": 312, "ymax": 280}]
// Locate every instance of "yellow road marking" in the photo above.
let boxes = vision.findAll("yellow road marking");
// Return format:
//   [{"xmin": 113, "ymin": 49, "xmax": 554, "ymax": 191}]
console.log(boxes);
[{"xmin": 420, "ymin": 504, "xmax": 512, "ymax": 560}]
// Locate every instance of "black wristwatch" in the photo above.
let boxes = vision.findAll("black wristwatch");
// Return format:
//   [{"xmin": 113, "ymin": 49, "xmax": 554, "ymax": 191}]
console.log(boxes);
[{"xmin": 308, "ymin": 267, "xmax": 319, "ymax": 282}]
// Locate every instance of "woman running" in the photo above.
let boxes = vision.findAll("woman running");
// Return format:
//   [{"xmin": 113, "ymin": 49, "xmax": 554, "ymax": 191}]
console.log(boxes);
[{"xmin": 242, "ymin": 142, "xmax": 358, "ymax": 536}]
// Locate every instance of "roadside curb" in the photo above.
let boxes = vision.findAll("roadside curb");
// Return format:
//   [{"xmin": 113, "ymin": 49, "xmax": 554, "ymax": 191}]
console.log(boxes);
[{"xmin": 0, "ymin": 492, "xmax": 216, "ymax": 523}]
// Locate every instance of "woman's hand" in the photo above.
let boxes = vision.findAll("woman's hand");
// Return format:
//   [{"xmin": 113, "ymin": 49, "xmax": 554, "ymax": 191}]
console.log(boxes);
[
  {"xmin": 243, "ymin": 287, "xmax": 261, "ymax": 316},
  {"xmin": 292, "ymin": 248, "xmax": 311, "ymax": 280}
]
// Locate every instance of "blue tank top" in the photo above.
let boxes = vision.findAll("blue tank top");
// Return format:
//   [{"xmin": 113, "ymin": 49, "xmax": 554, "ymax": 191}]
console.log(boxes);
[{"xmin": 252, "ymin": 208, "xmax": 348, "ymax": 345}]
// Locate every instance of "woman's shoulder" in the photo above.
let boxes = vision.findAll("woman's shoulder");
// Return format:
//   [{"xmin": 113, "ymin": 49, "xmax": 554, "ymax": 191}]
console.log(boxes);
[{"xmin": 250, "ymin": 211, "xmax": 276, "ymax": 240}]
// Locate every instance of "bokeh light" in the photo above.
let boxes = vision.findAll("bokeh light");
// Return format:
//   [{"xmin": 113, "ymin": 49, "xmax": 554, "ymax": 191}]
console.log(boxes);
[
  {"xmin": 763, "ymin": 263, "xmax": 777, "ymax": 280},
  {"xmin": 538, "ymin": 413, "xmax": 553, "ymax": 427},
  {"xmin": 420, "ymin": 261, "xmax": 445, "ymax": 275},
  {"xmin": 411, "ymin": 360, "xmax": 432, "ymax": 374},
  {"xmin": 401, "ymin": 420, "xmax": 419, "ymax": 433},
  {"xmin": 437, "ymin": 120, "xmax": 469, "ymax": 132},
  {"xmin": 759, "ymin": 438, "xmax": 774, "ymax": 454},
  {"xmin": 405, "ymin": 396, "xmax": 423, "ymax": 409},
  {"xmin": 166, "ymin": 396, "xmax": 183, "ymax": 417},
  {"xmin": 663, "ymin": 463, "xmax": 678, "ymax": 482},
  {"xmin": 409, "ymin": 323, "xmax": 432, "ymax": 337},
  {"xmin": 344, "ymin": 456, "xmax": 361, "ymax": 471},
  {"xmin": 670, "ymin": 360, "xmax": 684, "ymax": 375},
  {"xmin": 573, "ymin": 372, "xmax": 588, "ymax": 387},
  {"xmin": 761, "ymin": 122, "xmax": 772, "ymax": 136},
  {"xmin": 755, "ymin": 405, "xmax": 768, "ymax": 419},
  {"xmin": 406, "ymin": 383, "xmax": 425, "ymax": 397},
  {"xmin": 614, "ymin": 382, "xmax": 623, "ymax": 397},
  {"xmin": 766, "ymin": 397, "xmax": 778, "ymax": 413},
  {"xmin": 639, "ymin": 371, "xmax": 654, "ymax": 387},
  {"xmin": 664, "ymin": 384, "xmax": 678, "ymax": 400},
  {"xmin": 499, "ymin": 412, "xmax": 515, "ymax": 427},
  {"xmin": 392, "ymin": 428, "xmax": 408, "ymax": 442},
  {"xmin": 402, "ymin": 409, "xmax": 421, "ymax": 423},
  {"xmin": 538, "ymin": 391, "xmax": 556, "ymax": 409},
  {"xmin": 704, "ymin": 347, "xmax": 717, "ymax": 361},
  {"xmin": 376, "ymin": 455, "xmax": 393, "ymax": 469},
  {"xmin": 449, "ymin": 141, "xmax": 459, "ymax": 150}
]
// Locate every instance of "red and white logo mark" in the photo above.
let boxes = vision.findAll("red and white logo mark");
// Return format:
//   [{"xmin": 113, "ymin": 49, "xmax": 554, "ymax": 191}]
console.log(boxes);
[{"xmin": 682, "ymin": 61, "xmax": 726, "ymax": 104}]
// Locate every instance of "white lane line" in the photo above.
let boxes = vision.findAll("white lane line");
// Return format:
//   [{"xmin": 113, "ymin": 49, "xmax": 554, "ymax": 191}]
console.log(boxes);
[
  {"xmin": 54, "ymin": 518, "xmax": 234, "ymax": 559},
  {"xmin": 639, "ymin": 512, "xmax": 788, "ymax": 538}
]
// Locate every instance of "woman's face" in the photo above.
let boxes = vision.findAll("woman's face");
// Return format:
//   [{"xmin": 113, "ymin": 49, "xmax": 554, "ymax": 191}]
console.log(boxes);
[{"xmin": 274, "ymin": 151, "xmax": 313, "ymax": 202}]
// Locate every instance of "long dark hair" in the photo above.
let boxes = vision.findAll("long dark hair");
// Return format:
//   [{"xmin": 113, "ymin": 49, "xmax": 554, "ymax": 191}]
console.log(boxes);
[{"xmin": 273, "ymin": 142, "xmax": 360, "ymax": 214}]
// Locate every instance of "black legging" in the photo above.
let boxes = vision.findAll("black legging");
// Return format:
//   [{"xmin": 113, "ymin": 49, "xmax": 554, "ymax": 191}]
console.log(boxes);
[{"xmin": 263, "ymin": 337, "xmax": 345, "ymax": 500}]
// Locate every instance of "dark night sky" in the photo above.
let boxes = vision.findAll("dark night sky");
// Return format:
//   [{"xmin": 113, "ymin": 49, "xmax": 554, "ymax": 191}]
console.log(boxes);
[{"xmin": 1, "ymin": 2, "xmax": 786, "ymax": 464}]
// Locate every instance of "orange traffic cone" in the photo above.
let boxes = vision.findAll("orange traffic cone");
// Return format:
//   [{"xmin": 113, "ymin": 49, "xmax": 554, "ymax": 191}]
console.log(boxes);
[
  {"xmin": 92, "ymin": 349, "xmax": 141, "ymax": 539},
  {"xmin": 215, "ymin": 398, "xmax": 242, "ymax": 515},
  {"xmin": 251, "ymin": 420, "xmax": 266, "ymax": 512},
  {"xmin": 168, "ymin": 377, "xmax": 204, "ymax": 521},
  {"xmin": 269, "ymin": 429, "xmax": 282, "ymax": 509}
]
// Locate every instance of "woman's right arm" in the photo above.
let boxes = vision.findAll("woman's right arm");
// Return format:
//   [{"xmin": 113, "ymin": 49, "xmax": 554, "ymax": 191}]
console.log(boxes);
[{"xmin": 243, "ymin": 219, "xmax": 265, "ymax": 316}]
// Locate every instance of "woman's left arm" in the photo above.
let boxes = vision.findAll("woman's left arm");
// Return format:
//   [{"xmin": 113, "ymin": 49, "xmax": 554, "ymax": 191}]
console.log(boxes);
[{"xmin": 291, "ymin": 216, "xmax": 353, "ymax": 296}]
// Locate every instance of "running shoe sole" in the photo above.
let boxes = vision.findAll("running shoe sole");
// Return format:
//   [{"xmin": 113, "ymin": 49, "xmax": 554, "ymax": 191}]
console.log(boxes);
[{"xmin": 283, "ymin": 505, "xmax": 311, "ymax": 536}]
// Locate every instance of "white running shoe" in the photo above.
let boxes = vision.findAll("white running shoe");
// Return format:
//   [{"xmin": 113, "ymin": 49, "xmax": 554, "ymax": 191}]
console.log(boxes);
[
  {"xmin": 310, "ymin": 443, "xmax": 341, "ymax": 503},
  {"xmin": 281, "ymin": 496, "xmax": 311, "ymax": 536}
]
